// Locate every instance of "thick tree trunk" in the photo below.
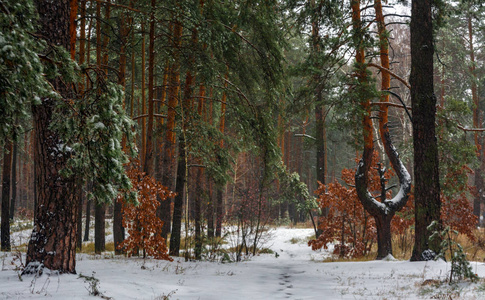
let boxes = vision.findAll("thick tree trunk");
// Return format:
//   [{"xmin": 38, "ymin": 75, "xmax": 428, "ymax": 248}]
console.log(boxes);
[
  {"xmin": 95, "ymin": 203, "xmax": 106, "ymax": 254},
  {"xmin": 24, "ymin": 0, "xmax": 79, "ymax": 274},
  {"xmin": 160, "ymin": 20, "xmax": 183, "ymax": 239},
  {"xmin": 410, "ymin": 0, "xmax": 441, "ymax": 261},
  {"xmin": 375, "ymin": 214, "xmax": 394, "ymax": 259},
  {"xmin": 113, "ymin": 198, "xmax": 124, "ymax": 254},
  {"xmin": 1, "ymin": 139, "xmax": 12, "ymax": 251},
  {"xmin": 76, "ymin": 187, "xmax": 83, "ymax": 250}
]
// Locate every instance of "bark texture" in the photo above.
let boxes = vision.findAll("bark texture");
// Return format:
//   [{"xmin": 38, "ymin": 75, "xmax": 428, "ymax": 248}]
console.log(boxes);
[
  {"xmin": 410, "ymin": 0, "xmax": 441, "ymax": 261},
  {"xmin": 1, "ymin": 139, "xmax": 12, "ymax": 251},
  {"xmin": 160, "ymin": 20, "xmax": 183, "ymax": 239},
  {"xmin": 24, "ymin": 0, "xmax": 79, "ymax": 274},
  {"xmin": 353, "ymin": 0, "xmax": 412, "ymax": 259}
]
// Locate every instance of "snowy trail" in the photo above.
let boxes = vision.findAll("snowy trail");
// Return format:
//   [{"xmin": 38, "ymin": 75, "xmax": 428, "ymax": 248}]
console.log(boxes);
[{"xmin": 2, "ymin": 227, "xmax": 485, "ymax": 299}]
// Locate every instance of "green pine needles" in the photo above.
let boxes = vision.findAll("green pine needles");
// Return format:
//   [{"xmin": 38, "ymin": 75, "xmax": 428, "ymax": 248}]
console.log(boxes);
[
  {"xmin": 53, "ymin": 79, "xmax": 135, "ymax": 204},
  {"xmin": 428, "ymin": 220, "xmax": 479, "ymax": 283},
  {"xmin": 0, "ymin": 0, "xmax": 48, "ymax": 145},
  {"xmin": 1, "ymin": 0, "xmax": 134, "ymax": 205}
]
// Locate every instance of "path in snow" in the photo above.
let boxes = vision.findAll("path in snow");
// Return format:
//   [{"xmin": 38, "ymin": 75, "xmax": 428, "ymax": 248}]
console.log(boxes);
[{"xmin": 2, "ymin": 227, "xmax": 485, "ymax": 299}]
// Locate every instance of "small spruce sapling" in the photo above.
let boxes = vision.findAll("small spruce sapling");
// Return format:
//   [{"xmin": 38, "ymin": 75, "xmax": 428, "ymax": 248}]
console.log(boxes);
[{"xmin": 428, "ymin": 221, "xmax": 478, "ymax": 283}]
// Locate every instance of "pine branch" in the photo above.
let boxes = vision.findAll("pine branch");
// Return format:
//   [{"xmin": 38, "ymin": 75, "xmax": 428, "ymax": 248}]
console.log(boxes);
[{"xmin": 367, "ymin": 62, "xmax": 410, "ymax": 89}]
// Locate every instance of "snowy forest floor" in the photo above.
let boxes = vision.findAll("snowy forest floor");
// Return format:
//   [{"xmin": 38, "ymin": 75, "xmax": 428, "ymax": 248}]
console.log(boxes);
[{"xmin": 2, "ymin": 227, "xmax": 485, "ymax": 299}]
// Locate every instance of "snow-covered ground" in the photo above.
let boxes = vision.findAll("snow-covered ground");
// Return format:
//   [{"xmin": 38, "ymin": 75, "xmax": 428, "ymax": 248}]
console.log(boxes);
[{"xmin": 2, "ymin": 227, "xmax": 485, "ymax": 299}]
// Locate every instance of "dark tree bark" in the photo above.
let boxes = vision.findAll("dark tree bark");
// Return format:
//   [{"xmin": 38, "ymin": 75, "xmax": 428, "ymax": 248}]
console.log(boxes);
[
  {"xmin": 9, "ymin": 139, "xmax": 18, "ymax": 220},
  {"xmin": 113, "ymin": 198, "xmax": 124, "ymax": 254},
  {"xmin": 160, "ymin": 20, "xmax": 183, "ymax": 239},
  {"xmin": 154, "ymin": 69, "xmax": 168, "ymax": 241},
  {"xmin": 410, "ymin": 0, "xmax": 441, "ymax": 261},
  {"xmin": 194, "ymin": 83, "xmax": 206, "ymax": 259},
  {"xmin": 84, "ymin": 198, "xmax": 91, "ymax": 242},
  {"xmin": 207, "ymin": 180, "xmax": 215, "ymax": 239},
  {"xmin": 24, "ymin": 0, "xmax": 80, "ymax": 274},
  {"xmin": 216, "ymin": 73, "xmax": 227, "ymax": 237},
  {"xmin": 143, "ymin": 0, "xmax": 156, "ymax": 176},
  {"xmin": 76, "ymin": 185, "xmax": 83, "ymax": 250},
  {"xmin": 1, "ymin": 139, "xmax": 12, "ymax": 251},
  {"xmin": 170, "ymin": 33, "xmax": 195, "ymax": 254},
  {"xmin": 215, "ymin": 189, "xmax": 224, "ymax": 237},
  {"xmin": 194, "ymin": 167, "xmax": 203, "ymax": 259},
  {"xmin": 169, "ymin": 136, "xmax": 186, "ymax": 256},
  {"xmin": 95, "ymin": 203, "xmax": 106, "ymax": 254}
]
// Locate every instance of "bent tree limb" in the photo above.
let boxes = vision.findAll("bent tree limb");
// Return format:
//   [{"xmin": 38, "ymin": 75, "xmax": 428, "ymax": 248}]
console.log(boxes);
[{"xmin": 354, "ymin": 0, "xmax": 411, "ymax": 260}]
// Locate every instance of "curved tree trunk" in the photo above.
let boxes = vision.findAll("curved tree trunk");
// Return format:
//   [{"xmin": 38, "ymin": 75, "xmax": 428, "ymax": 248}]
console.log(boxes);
[{"xmin": 353, "ymin": 0, "xmax": 412, "ymax": 259}]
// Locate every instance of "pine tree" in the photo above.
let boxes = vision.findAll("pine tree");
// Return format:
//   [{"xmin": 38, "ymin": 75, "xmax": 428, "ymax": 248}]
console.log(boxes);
[
  {"xmin": 410, "ymin": 0, "xmax": 441, "ymax": 261},
  {"xmin": 24, "ymin": 0, "xmax": 80, "ymax": 274}
]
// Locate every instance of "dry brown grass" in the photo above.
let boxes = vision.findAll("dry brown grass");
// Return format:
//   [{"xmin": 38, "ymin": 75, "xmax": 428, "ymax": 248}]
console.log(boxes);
[
  {"xmin": 79, "ymin": 242, "xmax": 115, "ymax": 254},
  {"xmin": 320, "ymin": 227, "xmax": 485, "ymax": 262}
]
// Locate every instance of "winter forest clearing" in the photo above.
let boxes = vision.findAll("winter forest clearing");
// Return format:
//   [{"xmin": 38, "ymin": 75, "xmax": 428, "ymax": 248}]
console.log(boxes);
[
  {"xmin": 3, "ymin": 0, "xmax": 485, "ymax": 299},
  {"xmin": 2, "ymin": 227, "xmax": 485, "ymax": 300}
]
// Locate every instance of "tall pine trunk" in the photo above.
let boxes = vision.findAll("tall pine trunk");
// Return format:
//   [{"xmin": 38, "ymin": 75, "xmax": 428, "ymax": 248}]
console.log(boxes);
[
  {"xmin": 84, "ymin": 198, "xmax": 91, "ymax": 242},
  {"xmin": 170, "ymin": 29, "xmax": 196, "ymax": 254},
  {"xmin": 1, "ymin": 139, "xmax": 12, "ymax": 251},
  {"xmin": 24, "ymin": 0, "xmax": 80, "ymax": 274},
  {"xmin": 9, "ymin": 138, "xmax": 18, "ymax": 220},
  {"xmin": 95, "ymin": 203, "xmax": 106, "ymax": 254},
  {"xmin": 114, "ymin": 0, "xmax": 131, "ymax": 255},
  {"xmin": 144, "ymin": 0, "xmax": 156, "ymax": 176},
  {"xmin": 410, "ymin": 0, "xmax": 441, "ymax": 261},
  {"xmin": 76, "ymin": 187, "xmax": 83, "ymax": 250},
  {"xmin": 93, "ymin": 0, "xmax": 108, "ymax": 254},
  {"xmin": 194, "ymin": 83, "xmax": 206, "ymax": 259},
  {"xmin": 216, "ymin": 73, "xmax": 228, "ymax": 237},
  {"xmin": 160, "ymin": 19, "xmax": 183, "ymax": 239},
  {"xmin": 169, "ymin": 136, "xmax": 186, "ymax": 256},
  {"xmin": 468, "ymin": 15, "xmax": 482, "ymax": 222}
]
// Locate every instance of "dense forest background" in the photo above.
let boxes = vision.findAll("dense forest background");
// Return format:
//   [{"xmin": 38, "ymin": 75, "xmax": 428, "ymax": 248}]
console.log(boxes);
[{"xmin": 1, "ymin": 0, "xmax": 485, "ymax": 275}]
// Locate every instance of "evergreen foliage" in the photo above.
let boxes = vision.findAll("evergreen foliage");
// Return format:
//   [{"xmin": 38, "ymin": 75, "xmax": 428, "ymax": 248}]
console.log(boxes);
[
  {"xmin": 0, "ymin": 0, "xmax": 47, "ymax": 145},
  {"xmin": 429, "ymin": 221, "xmax": 479, "ymax": 283},
  {"xmin": 53, "ymin": 79, "xmax": 135, "ymax": 203}
]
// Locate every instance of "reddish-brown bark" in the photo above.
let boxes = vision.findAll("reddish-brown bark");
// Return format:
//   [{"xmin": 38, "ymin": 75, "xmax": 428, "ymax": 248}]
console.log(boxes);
[{"xmin": 24, "ymin": 0, "xmax": 80, "ymax": 274}]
